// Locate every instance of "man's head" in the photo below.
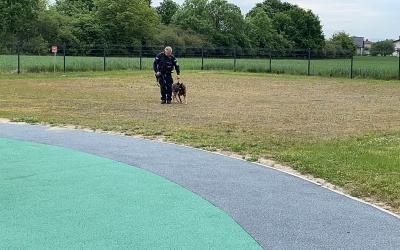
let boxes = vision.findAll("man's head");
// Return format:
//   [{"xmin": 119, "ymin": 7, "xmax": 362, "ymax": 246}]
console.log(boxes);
[{"xmin": 164, "ymin": 46, "xmax": 172, "ymax": 57}]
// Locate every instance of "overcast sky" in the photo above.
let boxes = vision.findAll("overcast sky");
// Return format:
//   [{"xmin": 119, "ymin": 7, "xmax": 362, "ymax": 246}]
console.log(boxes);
[{"xmin": 151, "ymin": 0, "xmax": 400, "ymax": 41}]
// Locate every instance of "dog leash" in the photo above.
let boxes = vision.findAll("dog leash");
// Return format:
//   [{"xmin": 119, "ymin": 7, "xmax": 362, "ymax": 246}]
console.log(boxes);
[{"xmin": 154, "ymin": 73, "xmax": 166, "ymax": 87}]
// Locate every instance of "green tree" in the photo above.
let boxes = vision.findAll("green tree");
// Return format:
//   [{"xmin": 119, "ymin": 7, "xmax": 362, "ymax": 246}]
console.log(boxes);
[
  {"xmin": 94, "ymin": 0, "xmax": 160, "ymax": 45},
  {"xmin": 172, "ymin": 0, "xmax": 248, "ymax": 48},
  {"xmin": 245, "ymin": 8, "xmax": 292, "ymax": 50},
  {"xmin": 370, "ymin": 40, "xmax": 395, "ymax": 56},
  {"xmin": 54, "ymin": 0, "xmax": 95, "ymax": 16},
  {"xmin": 285, "ymin": 7, "xmax": 324, "ymax": 49},
  {"xmin": 49, "ymin": 0, "xmax": 105, "ymax": 46},
  {"xmin": 0, "ymin": 0, "xmax": 52, "ymax": 54},
  {"xmin": 248, "ymin": 0, "xmax": 292, "ymax": 18},
  {"xmin": 38, "ymin": 5, "xmax": 81, "ymax": 45},
  {"xmin": 207, "ymin": 0, "xmax": 248, "ymax": 47},
  {"xmin": 321, "ymin": 31, "xmax": 357, "ymax": 58},
  {"xmin": 172, "ymin": 0, "xmax": 213, "ymax": 38},
  {"xmin": 152, "ymin": 25, "xmax": 209, "ymax": 49},
  {"xmin": 37, "ymin": 7, "xmax": 61, "ymax": 44},
  {"xmin": 156, "ymin": 0, "xmax": 180, "ymax": 25},
  {"xmin": 0, "ymin": 0, "xmax": 46, "ymax": 42},
  {"xmin": 329, "ymin": 31, "xmax": 357, "ymax": 51},
  {"xmin": 248, "ymin": 0, "xmax": 324, "ymax": 49}
]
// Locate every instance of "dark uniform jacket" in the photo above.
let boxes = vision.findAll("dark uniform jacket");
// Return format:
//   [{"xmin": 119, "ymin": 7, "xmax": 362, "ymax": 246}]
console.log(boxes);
[{"xmin": 153, "ymin": 52, "xmax": 180, "ymax": 75}]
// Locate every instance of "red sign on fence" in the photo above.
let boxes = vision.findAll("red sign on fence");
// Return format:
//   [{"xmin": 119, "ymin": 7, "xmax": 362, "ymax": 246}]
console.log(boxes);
[{"xmin": 51, "ymin": 46, "xmax": 57, "ymax": 53}]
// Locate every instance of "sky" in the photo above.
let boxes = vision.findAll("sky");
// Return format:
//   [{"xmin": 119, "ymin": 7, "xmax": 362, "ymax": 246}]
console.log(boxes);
[{"xmin": 151, "ymin": 0, "xmax": 400, "ymax": 41}]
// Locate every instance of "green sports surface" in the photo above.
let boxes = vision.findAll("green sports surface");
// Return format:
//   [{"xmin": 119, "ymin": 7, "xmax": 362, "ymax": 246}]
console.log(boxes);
[{"xmin": 0, "ymin": 138, "xmax": 261, "ymax": 249}]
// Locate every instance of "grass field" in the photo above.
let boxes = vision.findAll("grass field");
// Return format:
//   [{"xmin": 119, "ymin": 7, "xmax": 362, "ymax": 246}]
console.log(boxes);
[
  {"xmin": 1, "ymin": 54, "xmax": 399, "ymax": 80},
  {"xmin": 0, "ymin": 70, "xmax": 400, "ymax": 214}
]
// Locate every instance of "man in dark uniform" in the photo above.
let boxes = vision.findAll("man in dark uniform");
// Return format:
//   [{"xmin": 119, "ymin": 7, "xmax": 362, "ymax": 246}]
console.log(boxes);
[{"xmin": 153, "ymin": 46, "xmax": 181, "ymax": 104}]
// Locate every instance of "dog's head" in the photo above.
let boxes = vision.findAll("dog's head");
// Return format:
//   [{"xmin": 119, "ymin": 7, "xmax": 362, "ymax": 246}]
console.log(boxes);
[{"xmin": 177, "ymin": 82, "xmax": 186, "ymax": 94}]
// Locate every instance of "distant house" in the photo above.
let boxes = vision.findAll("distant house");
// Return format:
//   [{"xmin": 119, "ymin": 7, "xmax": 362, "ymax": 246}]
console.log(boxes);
[
  {"xmin": 352, "ymin": 36, "xmax": 364, "ymax": 55},
  {"xmin": 393, "ymin": 36, "xmax": 400, "ymax": 57},
  {"xmin": 363, "ymin": 39, "xmax": 373, "ymax": 55}
]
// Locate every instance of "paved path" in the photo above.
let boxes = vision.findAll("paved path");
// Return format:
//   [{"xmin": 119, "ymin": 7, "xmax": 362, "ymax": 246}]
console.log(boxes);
[{"xmin": 1, "ymin": 122, "xmax": 399, "ymax": 249}]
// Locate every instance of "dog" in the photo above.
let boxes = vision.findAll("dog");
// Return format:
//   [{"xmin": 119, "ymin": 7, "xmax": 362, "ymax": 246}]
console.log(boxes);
[{"xmin": 172, "ymin": 81, "xmax": 187, "ymax": 104}]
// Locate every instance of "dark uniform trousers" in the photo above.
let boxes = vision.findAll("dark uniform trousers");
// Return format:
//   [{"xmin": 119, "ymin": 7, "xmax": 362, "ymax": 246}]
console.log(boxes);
[{"xmin": 159, "ymin": 73, "xmax": 173, "ymax": 102}]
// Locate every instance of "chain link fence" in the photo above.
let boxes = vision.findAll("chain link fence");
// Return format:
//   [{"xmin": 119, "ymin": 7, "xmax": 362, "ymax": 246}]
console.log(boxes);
[{"xmin": 1, "ymin": 42, "xmax": 399, "ymax": 80}]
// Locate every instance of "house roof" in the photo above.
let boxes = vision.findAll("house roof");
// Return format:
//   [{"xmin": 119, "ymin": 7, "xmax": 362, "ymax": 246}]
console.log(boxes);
[
  {"xmin": 364, "ymin": 39, "xmax": 373, "ymax": 44},
  {"xmin": 352, "ymin": 37, "xmax": 364, "ymax": 47}
]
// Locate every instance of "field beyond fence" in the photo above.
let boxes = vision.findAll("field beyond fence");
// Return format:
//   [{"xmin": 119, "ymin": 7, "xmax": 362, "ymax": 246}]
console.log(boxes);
[{"xmin": 1, "ymin": 44, "xmax": 399, "ymax": 80}]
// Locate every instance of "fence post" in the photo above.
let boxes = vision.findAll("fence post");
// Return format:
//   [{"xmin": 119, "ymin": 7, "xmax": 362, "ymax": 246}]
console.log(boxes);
[
  {"xmin": 201, "ymin": 46, "xmax": 204, "ymax": 70},
  {"xmin": 233, "ymin": 47, "xmax": 237, "ymax": 72},
  {"xmin": 17, "ymin": 41, "xmax": 21, "ymax": 74},
  {"xmin": 307, "ymin": 48, "xmax": 311, "ymax": 76},
  {"xmin": 269, "ymin": 49, "xmax": 272, "ymax": 73},
  {"xmin": 350, "ymin": 54, "xmax": 354, "ymax": 79},
  {"xmin": 63, "ymin": 43, "xmax": 66, "ymax": 73},
  {"xmin": 103, "ymin": 44, "xmax": 106, "ymax": 71},
  {"xmin": 139, "ymin": 45, "xmax": 142, "ymax": 71},
  {"xmin": 398, "ymin": 49, "xmax": 400, "ymax": 80}
]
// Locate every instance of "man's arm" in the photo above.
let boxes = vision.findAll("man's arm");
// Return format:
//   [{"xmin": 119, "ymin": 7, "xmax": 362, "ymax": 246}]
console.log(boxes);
[
  {"xmin": 173, "ymin": 57, "xmax": 181, "ymax": 78},
  {"xmin": 153, "ymin": 54, "xmax": 160, "ymax": 74}
]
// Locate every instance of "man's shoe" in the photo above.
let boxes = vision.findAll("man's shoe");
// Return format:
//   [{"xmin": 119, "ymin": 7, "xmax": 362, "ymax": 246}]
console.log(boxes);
[
  {"xmin": 166, "ymin": 100, "xmax": 171, "ymax": 104},
  {"xmin": 161, "ymin": 100, "xmax": 166, "ymax": 104}
]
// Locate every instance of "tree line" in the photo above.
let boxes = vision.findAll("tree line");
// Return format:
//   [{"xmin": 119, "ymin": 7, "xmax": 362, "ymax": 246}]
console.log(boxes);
[{"xmin": 2, "ymin": 0, "xmax": 393, "ymax": 56}]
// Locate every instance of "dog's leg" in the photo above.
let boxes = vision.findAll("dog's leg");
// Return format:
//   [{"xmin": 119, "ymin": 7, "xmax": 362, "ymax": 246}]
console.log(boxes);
[{"xmin": 172, "ymin": 92, "xmax": 178, "ymax": 103}]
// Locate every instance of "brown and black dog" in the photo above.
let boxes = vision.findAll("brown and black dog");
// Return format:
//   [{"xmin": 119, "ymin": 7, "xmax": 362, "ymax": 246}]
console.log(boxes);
[{"xmin": 172, "ymin": 81, "xmax": 187, "ymax": 104}]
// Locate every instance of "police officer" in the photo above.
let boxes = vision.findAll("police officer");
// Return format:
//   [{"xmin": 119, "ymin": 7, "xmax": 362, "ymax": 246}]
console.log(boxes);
[{"xmin": 153, "ymin": 46, "xmax": 181, "ymax": 104}]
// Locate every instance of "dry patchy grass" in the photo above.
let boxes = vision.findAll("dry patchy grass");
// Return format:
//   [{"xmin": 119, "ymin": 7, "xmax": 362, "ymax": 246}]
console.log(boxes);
[{"xmin": 2, "ymin": 71, "xmax": 400, "ymax": 140}]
